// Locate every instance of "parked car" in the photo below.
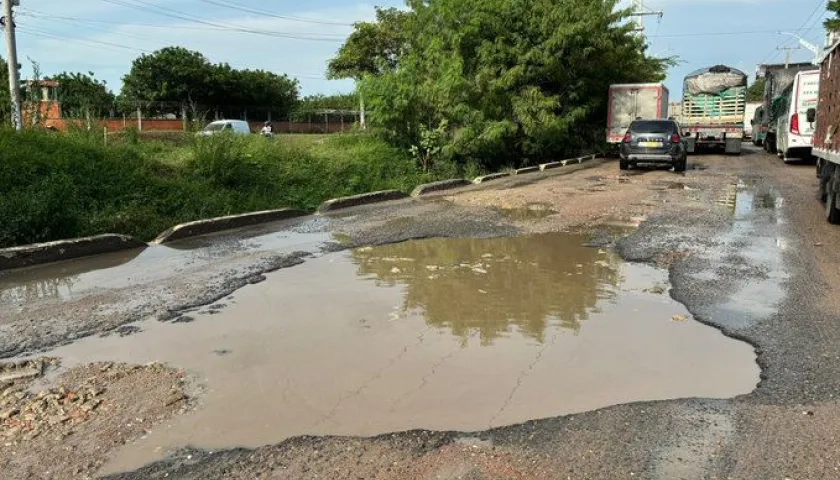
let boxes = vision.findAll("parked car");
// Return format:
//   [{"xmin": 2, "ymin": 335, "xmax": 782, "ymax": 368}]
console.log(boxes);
[
  {"xmin": 619, "ymin": 119, "xmax": 688, "ymax": 172},
  {"xmin": 197, "ymin": 120, "xmax": 252, "ymax": 136}
]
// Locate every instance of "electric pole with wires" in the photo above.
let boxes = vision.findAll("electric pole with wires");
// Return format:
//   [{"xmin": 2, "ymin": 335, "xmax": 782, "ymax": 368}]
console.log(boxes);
[
  {"xmin": 2, "ymin": 0, "xmax": 22, "ymax": 130},
  {"xmin": 629, "ymin": 0, "xmax": 663, "ymax": 43}
]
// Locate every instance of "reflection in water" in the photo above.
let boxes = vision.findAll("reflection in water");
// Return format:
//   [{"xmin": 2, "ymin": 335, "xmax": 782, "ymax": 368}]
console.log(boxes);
[{"xmin": 351, "ymin": 234, "xmax": 622, "ymax": 344}]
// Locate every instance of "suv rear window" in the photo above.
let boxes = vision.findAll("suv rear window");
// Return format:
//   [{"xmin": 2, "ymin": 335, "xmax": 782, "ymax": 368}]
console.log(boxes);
[{"xmin": 630, "ymin": 121, "xmax": 675, "ymax": 134}]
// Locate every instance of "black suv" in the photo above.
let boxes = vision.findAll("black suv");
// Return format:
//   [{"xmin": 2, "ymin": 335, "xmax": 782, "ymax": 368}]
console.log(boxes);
[{"xmin": 619, "ymin": 119, "xmax": 687, "ymax": 172}]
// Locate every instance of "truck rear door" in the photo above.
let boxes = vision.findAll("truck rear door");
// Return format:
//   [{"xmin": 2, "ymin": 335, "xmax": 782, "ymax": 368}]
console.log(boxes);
[{"xmin": 796, "ymin": 72, "xmax": 820, "ymax": 137}]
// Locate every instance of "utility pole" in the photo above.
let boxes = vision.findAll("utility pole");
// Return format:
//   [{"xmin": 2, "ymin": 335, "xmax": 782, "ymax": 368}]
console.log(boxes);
[
  {"xmin": 629, "ymin": 0, "xmax": 663, "ymax": 43},
  {"xmin": 776, "ymin": 45, "xmax": 802, "ymax": 68},
  {"xmin": 2, "ymin": 0, "xmax": 22, "ymax": 131}
]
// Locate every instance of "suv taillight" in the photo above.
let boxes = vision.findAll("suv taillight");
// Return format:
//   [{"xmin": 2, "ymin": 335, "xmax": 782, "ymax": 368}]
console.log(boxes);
[
  {"xmin": 791, "ymin": 114, "xmax": 800, "ymax": 135},
  {"xmin": 623, "ymin": 132, "xmax": 632, "ymax": 143},
  {"xmin": 671, "ymin": 134, "xmax": 681, "ymax": 144}
]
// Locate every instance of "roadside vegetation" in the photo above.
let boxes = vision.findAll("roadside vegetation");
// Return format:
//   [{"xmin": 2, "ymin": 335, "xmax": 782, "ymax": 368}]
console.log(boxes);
[{"xmin": 0, "ymin": 129, "xmax": 476, "ymax": 248}]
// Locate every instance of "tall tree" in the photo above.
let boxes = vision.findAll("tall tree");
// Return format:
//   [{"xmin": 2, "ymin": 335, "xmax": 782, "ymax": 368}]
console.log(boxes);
[
  {"xmin": 49, "ymin": 72, "xmax": 115, "ymax": 118},
  {"xmin": 361, "ymin": 0, "xmax": 671, "ymax": 169},
  {"xmin": 122, "ymin": 47, "xmax": 214, "ymax": 112},
  {"xmin": 827, "ymin": 1, "xmax": 840, "ymax": 32},
  {"xmin": 327, "ymin": 7, "xmax": 411, "ymax": 128},
  {"xmin": 747, "ymin": 78, "xmax": 766, "ymax": 102}
]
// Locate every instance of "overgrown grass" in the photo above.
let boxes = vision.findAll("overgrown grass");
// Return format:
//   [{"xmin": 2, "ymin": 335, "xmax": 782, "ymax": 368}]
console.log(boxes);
[{"xmin": 0, "ymin": 129, "xmax": 472, "ymax": 248}]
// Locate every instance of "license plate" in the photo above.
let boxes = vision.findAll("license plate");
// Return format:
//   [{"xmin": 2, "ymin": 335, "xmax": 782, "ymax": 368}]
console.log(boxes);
[{"xmin": 639, "ymin": 141, "xmax": 663, "ymax": 148}]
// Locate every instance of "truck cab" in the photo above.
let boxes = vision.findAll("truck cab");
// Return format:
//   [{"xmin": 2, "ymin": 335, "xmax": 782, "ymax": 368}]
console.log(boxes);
[{"xmin": 774, "ymin": 70, "xmax": 820, "ymax": 162}]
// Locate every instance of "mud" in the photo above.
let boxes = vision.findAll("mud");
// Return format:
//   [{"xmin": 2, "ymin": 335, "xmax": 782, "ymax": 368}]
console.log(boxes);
[{"xmin": 26, "ymin": 233, "xmax": 759, "ymax": 475}]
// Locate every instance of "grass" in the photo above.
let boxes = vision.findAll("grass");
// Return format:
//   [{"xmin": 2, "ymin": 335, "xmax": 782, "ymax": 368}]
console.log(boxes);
[{"xmin": 0, "ymin": 129, "xmax": 472, "ymax": 248}]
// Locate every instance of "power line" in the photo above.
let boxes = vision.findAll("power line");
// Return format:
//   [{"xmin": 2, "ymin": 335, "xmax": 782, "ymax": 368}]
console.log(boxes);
[
  {"xmin": 21, "ymin": 9, "xmax": 348, "ymax": 39},
  {"xmin": 649, "ymin": 26, "xmax": 821, "ymax": 38},
  {"xmin": 16, "ymin": 27, "xmax": 152, "ymax": 53},
  {"xmin": 194, "ymin": 0, "xmax": 352, "ymax": 26},
  {"xmin": 99, "ymin": 0, "xmax": 346, "ymax": 41}
]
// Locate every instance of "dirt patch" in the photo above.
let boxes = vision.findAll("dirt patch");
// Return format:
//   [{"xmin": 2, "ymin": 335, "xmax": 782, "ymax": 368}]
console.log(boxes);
[{"xmin": 0, "ymin": 360, "xmax": 188, "ymax": 479}]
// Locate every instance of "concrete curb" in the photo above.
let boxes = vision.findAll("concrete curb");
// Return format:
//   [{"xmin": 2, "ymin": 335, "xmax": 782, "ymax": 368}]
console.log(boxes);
[
  {"xmin": 0, "ymin": 234, "xmax": 147, "ymax": 271},
  {"xmin": 514, "ymin": 166, "xmax": 541, "ymax": 175},
  {"xmin": 540, "ymin": 162, "xmax": 563, "ymax": 171},
  {"xmin": 154, "ymin": 208, "xmax": 307, "ymax": 244},
  {"xmin": 318, "ymin": 190, "xmax": 409, "ymax": 213},
  {"xmin": 411, "ymin": 179, "xmax": 472, "ymax": 197},
  {"xmin": 473, "ymin": 172, "xmax": 512, "ymax": 184}
]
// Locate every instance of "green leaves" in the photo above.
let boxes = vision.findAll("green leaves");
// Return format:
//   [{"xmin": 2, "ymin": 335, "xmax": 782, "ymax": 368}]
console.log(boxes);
[
  {"xmin": 828, "ymin": 1, "xmax": 840, "ymax": 32},
  {"xmin": 361, "ymin": 0, "xmax": 670, "ymax": 170},
  {"xmin": 121, "ymin": 47, "xmax": 299, "ymax": 116}
]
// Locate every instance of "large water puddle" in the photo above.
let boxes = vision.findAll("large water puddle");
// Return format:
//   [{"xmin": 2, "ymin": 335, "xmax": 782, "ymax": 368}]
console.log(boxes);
[
  {"xmin": 0, "ymin": 219, "xmax": 329, "ymax": 307},
  {"xmin": 32, "ymin": 233, "xmax": 758, "ymax": 475}
]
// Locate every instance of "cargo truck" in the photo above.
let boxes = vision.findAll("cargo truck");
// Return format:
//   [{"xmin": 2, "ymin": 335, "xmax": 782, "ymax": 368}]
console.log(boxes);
[
  {"xmin": 606, "ymin": 83, "xmax": 669, "ymax": 145},
  {"xmin": 757, "ymin": 62, "xmax": 816, "ymax": 154},
  {"xmin": 681, "ymin": 65, "xmax": 747, "ymax": 155},
  {"xmin": 812, "ymin": 39, "xmax": 840, "ymax": 223}
]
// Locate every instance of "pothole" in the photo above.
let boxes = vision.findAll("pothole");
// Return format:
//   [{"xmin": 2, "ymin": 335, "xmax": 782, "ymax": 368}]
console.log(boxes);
[{"xmin": 23, "ymin": 233, "xmax": 759, "ymax": 475}]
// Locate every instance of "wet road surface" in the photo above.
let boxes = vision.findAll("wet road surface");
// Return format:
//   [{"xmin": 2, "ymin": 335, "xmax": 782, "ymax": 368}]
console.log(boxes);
[{"xmin": 2, "ymin": 146, "xmax": 840, "ymax": 479}]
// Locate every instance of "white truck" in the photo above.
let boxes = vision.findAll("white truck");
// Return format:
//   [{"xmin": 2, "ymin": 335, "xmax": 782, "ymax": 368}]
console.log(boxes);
[
  {"xmin": 743, "ymin": 102, "xmax": 762, "ymax": 140},
  {"xmin": 773, "ymin": 70, "xmax": 820, "ymax": 162},
  {"xmin": 606, "ymin": 83, "xmax": 669, "ymax": 145}
]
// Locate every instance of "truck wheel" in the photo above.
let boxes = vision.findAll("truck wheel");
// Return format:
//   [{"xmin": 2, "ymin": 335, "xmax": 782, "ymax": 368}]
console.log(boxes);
[{"xmin": 827, "ymin": 167, "xmax": 840, "ymax": 224}]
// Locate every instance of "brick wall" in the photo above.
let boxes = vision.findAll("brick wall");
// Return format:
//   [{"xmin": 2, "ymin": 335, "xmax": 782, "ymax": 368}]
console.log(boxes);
[{"xmin": 45, "ymin": 118, "xmax": 355, "ymax": 134}]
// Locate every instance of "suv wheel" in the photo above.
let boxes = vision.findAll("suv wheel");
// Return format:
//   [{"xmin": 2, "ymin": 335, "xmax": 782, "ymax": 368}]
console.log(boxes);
[
  {"xmin": 619, "ymin": 159, "xmax": 629, "ymax": 170},
  {"xmin": 674, "ymin": 158, "xmax": 687, "ymax": 173}
]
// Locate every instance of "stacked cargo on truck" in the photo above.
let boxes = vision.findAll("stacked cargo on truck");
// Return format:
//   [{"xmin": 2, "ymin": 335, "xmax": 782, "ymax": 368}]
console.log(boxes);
[
  {"xmin": 606, "ymin": 83, "xmax": 669, "ymax": 145},
  {"xmin": 681, "ymin": 65, "xmax": 748, "ymax": 155}
]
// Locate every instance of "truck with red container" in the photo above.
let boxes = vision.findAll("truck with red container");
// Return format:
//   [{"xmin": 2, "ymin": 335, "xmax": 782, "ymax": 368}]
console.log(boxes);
[
  {"xmin": 813, "ymin": 37, "xmax": 840, "ymax": 223},
  {"xmin": 606, "ymin": 83, "xmax": 669, "ymax": 145}
]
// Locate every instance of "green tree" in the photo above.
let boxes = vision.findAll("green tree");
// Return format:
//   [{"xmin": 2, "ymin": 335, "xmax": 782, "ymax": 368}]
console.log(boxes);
[
  {"xmin": 121, "ymin": 47, "xmax": 298, "ymax": 121},
  {"xmin": 747, "ymin": 77, "xmax": 766, "ymax": 102},
  {"xmin": 49, "ymin": 72, "xmax": 115, "ymax": 118},
  {"xmin": 360, "ymin": 0, "xmax": 671, "ymax": 170},
  {"xmin": 122, "ymin": 46, "xmax": 215, "ymax": 114},
  {"xmin": 0, "ymin": 57, "xmax": 10, "ymax": 125},
  {"xmin": 327, "ymin": 7, "xmax": 411, "ymax": 128},
  {"xmin": 827, "ymin": 0, "xmax": 840, "ymax": 32}
]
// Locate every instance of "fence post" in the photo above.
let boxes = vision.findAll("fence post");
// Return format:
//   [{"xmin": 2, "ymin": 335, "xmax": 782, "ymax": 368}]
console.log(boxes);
[
  {"xmin": 104, "ymin": 126, "xmax": 108, "ymax": 146},
  {"xmin": 137, "ymin": 107, "xmax": 142, "ymax": 132},
  {"xmin": 325, "ymin": 113, "xmax": 329, "ymax": 134}
]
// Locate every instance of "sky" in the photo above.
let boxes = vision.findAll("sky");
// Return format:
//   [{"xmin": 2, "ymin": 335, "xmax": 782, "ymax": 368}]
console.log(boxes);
[{"xmin": 8, "ymin": 0, "xmax": 832, "ymax": 98}]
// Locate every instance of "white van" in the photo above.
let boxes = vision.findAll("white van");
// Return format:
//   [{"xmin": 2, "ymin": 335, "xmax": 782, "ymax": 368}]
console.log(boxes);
[
  {"xmin": 197, "ymin": 119, "xmax": 252, "ymax": 136},
  {"xmin": 775, "ymin": 70, "xmax": 820, "ymax": 162}
]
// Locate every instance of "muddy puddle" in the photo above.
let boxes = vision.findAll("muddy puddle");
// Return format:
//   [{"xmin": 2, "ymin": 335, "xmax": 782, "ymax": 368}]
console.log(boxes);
[
  {"xmin": 30, "ymin": 233, "xmax": 758, "ymax": 475},
  {"xmin": 0, "ymin": 221, "xmax": 330, "ymax": 307}
]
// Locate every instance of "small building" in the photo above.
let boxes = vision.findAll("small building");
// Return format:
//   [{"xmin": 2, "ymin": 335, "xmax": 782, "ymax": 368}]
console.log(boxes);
[{"xmin": 23, "ymin": 80, "xmax": 62, "ymax": 128}]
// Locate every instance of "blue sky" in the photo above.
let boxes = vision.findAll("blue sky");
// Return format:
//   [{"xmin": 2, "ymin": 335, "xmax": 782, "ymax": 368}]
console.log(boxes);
[{"xmin": 10, "ymin": 0, "xmax": 830, "ymax": 98}]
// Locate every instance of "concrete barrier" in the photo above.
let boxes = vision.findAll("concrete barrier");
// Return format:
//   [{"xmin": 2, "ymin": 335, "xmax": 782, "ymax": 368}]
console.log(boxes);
[
  {"xmin": 473, "ymin": 172, "xmax": 512, "ymax": 184},
  {"xmin": 154, "ymin": 208, "xmax": 307, "ymax": 244},
  {"xmin": 540, "ymin": 162, "xmax": 563, "ymax": 171},
  {"xmin": 514, "ymin": 166, "xmax": 541, "ymax": 175},
  {"xmin": 318, "ymin": 190, "xmax": 409, "ymax": 213},
  {"xmin": 411, "ymin": 179, "xmax": 472, "ymax": 197},
  {"xmin": 0, "ymin": 234, "xmax": 147, "ymax": 271}
]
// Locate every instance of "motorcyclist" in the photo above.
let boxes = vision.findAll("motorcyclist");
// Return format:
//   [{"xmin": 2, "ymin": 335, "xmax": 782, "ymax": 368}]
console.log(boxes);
[{"xmin": 260, "ymin": 121, "xmax": 274, "ymax": 136}]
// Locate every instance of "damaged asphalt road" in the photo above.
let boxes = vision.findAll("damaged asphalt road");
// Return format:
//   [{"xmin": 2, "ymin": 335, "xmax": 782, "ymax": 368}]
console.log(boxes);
[{"xmin": 3, "ymin": 150, "xmax": 840, "ymax": 479}]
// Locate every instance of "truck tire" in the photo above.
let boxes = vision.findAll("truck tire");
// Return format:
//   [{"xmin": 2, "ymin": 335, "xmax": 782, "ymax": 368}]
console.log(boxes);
[
  {"xmin": 725, "ymin": 138, "xmax": 742, "ymax": 155},
  {"xmin": 827, "ymin": 166, "xmax": 840, "ymax": 224}
]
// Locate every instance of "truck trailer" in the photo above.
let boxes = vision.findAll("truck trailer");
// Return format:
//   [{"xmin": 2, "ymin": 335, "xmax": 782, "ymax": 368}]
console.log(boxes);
[
  {"xmin": 681, "ymin": 65, "xmax": 748, "ymax": 155},
  {"xmin": 606, "ymin": 83, "xmax": 669, "ymax": 145},
  {"xmin": 757, "ymin": 62, "xmax": 816, "ymax": 154},
  {"xmin": 813, "ymin": 39, "xmax": 840, "ymax": 223}
]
